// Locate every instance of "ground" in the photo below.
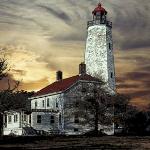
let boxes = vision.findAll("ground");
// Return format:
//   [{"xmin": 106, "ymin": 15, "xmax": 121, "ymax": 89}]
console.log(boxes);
[{"xmin": 0, "ymin": 136, "xmax": 150, "ymax": 149}]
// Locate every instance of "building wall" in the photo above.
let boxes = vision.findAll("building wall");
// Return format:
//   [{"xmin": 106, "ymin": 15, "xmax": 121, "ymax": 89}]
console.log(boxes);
[
  {"xmin": 3, "ymin": 111, "xmax": 31, "ymax": 136},
  {"xmin": 106, "ymin": 26, "xmax": 116, "ymax": 90},
  {"xmin": 85, "ymin": 24, "xmax": 115, "ymax": 90},
  {"xmin": 3, "ymin": 112, "xmax": 23, "ymax": 135},
  {"xmin": 30, "ymin": 93, "xmax": 64, "ymax": 133},
  {"xmin": 31, "ymin": 112, "xmax": 59, "ymax": 132},
  {"xmin": 31, "ymin": 93, "xmax": 63, "ymax": 111},
  {"xmin": 63, "ymin": 80, "xmax": 114, "ymax": 135}
]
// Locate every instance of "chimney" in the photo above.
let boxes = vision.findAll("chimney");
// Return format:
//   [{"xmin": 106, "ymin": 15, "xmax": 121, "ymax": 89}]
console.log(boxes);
[
  {"xmin": 79, "ymin": 62, "xmax": 86, "ymax": 75},
  {"xmin": 56, "ymin": 70, "xmax": 63, "ymax": 81}
]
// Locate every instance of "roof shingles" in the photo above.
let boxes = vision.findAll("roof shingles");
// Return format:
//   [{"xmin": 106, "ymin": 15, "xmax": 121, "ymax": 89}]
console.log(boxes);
[{"xmin": 34, "ymin": 74, "xmax": 100, "ymax": 97}]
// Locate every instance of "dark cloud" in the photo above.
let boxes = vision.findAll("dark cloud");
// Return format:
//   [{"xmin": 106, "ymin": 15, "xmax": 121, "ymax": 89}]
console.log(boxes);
[
  {"xmin": 0, "ymin": 0, "xmax": 149, "ymax": 108},
  {"xmin": 111, "ymin": 0, "xmax": 150, "ymax": 50},
  {"xmin": 140, "ymin": 66, "xmax": 150, "ymax": 71},
  {"xmin": 37, "ymin": 5, "xmax": 71, "ymax": 23},
  {"xmin": 117, "ymin": 84, "xmax": 140, "ymax": 89},
  {"xmin": 118, "ymin": 56, "xmax": 150, "ymax": 64},
  {"xmin": 129, "ymin": 90, "xmax": 150, "ymax": 99},
  {"xmin": 126, "ymin": 72, "xmax": 149, "ymax": 81},
  {"xmin": 0, "ymin": 0, "xmax": 149, "ymax": 50}
]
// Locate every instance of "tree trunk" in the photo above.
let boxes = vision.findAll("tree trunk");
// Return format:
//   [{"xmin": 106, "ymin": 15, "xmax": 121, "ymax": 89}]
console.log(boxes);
[{"xmin": 94, "ymin": 102, "xmax": 99, "ymax": 135}]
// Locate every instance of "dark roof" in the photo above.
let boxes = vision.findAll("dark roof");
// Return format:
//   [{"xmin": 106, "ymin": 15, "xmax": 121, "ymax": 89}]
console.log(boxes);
[{"xmin": 33, "ymin": 74, "xmax": 100, "ymax": 97}]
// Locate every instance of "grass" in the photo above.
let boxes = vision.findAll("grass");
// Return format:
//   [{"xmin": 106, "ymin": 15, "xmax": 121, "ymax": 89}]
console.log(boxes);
[{"xmin": 0, "ymin": 135, "xmax": 150, "ymax": 149}]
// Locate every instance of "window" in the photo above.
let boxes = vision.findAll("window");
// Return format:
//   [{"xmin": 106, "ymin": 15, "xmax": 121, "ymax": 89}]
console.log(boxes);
[
  {"xmin": 74, "ymin": 128, "xmax": 79, "ymax": 132},
  {"xmin": 14, "ymin": 115, "xmax": 18, "ymax": 122},
  {"xmin": 8, "ymin": 116, "xmax": 12, "ymax": 123},
  {"xmin": 75, "ymin": 101, "xmax": 79, "ymax": 107},
  {"xmin": 81, "ymin": 88, "xmax": 86, "ymax": 92},
  {"xmin": 37, "ymin": 115, "xmax": 41, "ymax": 123},
  {"xmin": 47, "ymin": 98, "xmax": 50, "ymax": 107},
  {"xmin": 74, "ymin": 114, "xmax": 79, "ymax": 123},
  {"xmin": 29, "ymin": 115, "xmax": 31, "ymax": 123},
  {"xmin": 42, "ymin": 100, "xmax": 45, "ymax": 107},
  {"xmin": 4, "ymin": 115, "xmax": 7, "ymax": 127},
  {"xmin": 35, "ymin": 101, "xmax": 37, "ymax": 108},
  {"xmin": 59, "ymin": 114, "xmax": 61, "ymax": 125},
  {"xmin": 56, "ymin": 102, "xmax": 58, "ymax": 108},
  {"xmin": 93, "ymin": 89, "xmax": 97, "ymax": 94},
  {"xmin": 109, "ymin": 43, "xmax": 111, "ymax": 50},
  {"xmin": 111, "ymin": 72, "xmax": 113, "ymax": 78},
  {"xmin": 50, "ymin": 115, "xmax": 55, "ymax": 124},
  {"xmin": 24, "ymin": 115, "xmax": 27, "ymax": 121}
]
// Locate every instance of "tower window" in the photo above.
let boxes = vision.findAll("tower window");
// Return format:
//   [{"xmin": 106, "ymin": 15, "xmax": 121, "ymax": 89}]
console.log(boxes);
[
  {"xmin": 109, "ymin": 43, "xmax": 111, "ymax": 50},
  {"xmin": 111, "ymin": 72, "xmax": 113, "ymax": 78},
  {"xmin": 37, "ymin": 115, "xmax": 41, "ymax": 123}
]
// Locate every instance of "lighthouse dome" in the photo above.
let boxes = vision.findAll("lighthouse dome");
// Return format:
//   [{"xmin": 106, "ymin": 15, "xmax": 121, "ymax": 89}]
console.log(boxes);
[{"xmin": 92, "ymin": 3, "xmax": 107, "ymax": 15}]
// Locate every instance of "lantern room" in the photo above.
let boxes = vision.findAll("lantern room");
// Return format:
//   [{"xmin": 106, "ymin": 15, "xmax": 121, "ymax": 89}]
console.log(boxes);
[{"xmin": 87, "ymin": 3, "xmax": 112, "ymax": 28}]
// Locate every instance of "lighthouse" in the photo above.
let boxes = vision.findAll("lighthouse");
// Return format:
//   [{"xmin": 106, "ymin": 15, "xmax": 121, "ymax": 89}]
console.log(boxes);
[{"xmin": 85, "ymin": 3, "xmax": 116, "ymax": 91}]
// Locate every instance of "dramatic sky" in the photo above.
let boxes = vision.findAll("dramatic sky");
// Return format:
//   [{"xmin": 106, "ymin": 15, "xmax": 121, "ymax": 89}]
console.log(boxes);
[{"xmin": 0, "ymin": 0, "xmax": 149, "ymax": 109}]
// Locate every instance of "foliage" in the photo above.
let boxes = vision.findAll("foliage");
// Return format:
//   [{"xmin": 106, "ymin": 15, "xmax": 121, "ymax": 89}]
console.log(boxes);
[
  {"xmin": 114, "ymin": 94, "xmax": 150, "ymax": 135},
  {"xmin": 0, "ymin": 90, "xmax": 34, "ymax": 113}
]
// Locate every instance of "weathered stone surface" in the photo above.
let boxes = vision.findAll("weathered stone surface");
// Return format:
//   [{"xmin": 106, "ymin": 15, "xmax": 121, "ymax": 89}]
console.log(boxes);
[{"xmin": 85, "ymin": 25, "xmax": 115, "ymax": 90}]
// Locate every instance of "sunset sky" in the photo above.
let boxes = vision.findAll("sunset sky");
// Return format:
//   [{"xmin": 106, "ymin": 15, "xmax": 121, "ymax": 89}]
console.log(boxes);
[{"xmin": 0, "ymin": 0, "xmax": 149, "ymax": 108}]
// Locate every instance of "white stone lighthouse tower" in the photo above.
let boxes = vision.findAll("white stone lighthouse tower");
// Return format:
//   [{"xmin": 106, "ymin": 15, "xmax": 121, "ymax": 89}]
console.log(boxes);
[{"xmin": 85, "ymin": 3, "xmax": 116, "ymax": 90}]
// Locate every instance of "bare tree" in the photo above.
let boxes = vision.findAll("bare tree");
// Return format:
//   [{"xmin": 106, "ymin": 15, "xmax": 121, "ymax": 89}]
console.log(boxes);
[
  {"xmin": 64, "ymin": 80, "xmax": 114, "ymax": 135},
  {"xmin": 0, "ymin": 58, "xmax": 8, "ymax": 80}
]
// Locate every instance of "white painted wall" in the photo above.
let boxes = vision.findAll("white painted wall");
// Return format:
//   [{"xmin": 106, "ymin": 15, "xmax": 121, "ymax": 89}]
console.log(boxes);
[
  {"xmin": 30, "ymin": 93, "xmax": 64, "ymax": 133},
  {"xmin": 3, "ymin": 111, "xmax": 31, "ymax": 136},
  {"xmin": 31, "ymin": 93, "xmax": 63, "ymax": 111},
  {"xmin": 3, "ymin": 112, "xmax": 22, "ymax": 135}
]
